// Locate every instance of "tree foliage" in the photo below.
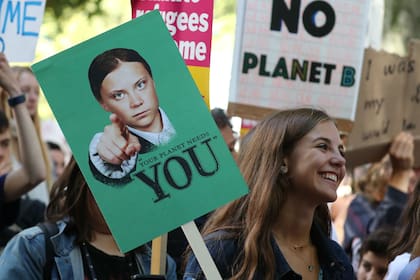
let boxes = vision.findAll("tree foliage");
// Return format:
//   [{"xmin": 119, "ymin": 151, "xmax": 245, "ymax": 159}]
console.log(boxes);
[
  {"xmin": 214, "ymin": 0, "xmax": 235, "ymax": 20},
  {"xmin": 45, "ymin": 0, "xmax": 236, "ymax": 21},
  {"xmin": 384, "ymin": 0, "xmax": 420, "ymax": 46},
  {"xmin": 45, "ymin": 0, "xmax": 104, "ymax": 20},
  {"xmin": 44, "ymin": 0, "xmax": 237, "ymax": 36},
  {"xmin": 45, "ymin": 0, "xmax": 420, "ymax": 39}
]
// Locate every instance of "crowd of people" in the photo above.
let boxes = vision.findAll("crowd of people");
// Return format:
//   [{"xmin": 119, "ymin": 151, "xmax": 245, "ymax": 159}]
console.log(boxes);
[{"xmin": 0, "ymin": 49, "xmax": 418, "ymax": 280}]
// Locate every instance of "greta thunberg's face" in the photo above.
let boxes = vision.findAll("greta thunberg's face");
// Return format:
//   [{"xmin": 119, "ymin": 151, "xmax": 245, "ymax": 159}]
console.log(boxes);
[{"xmin": 99, "ymin": 61, "xmax": 162, "ymax": 133}]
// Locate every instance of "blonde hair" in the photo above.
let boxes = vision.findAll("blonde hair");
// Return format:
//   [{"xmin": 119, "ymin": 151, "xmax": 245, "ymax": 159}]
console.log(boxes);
[
  {"xmin": 0, "ymin": 66, "xmax": 52, "ymax": 189},
  {"xmin": 355, "ymin": 156, "xmax": 391, "ymax": 202}
]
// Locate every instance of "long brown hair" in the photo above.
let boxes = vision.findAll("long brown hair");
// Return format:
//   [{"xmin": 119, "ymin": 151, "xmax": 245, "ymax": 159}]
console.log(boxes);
[
  {"xmin": 200, "ymin": 108, "xmax": 333, "ymax": 279},
  {"xmin": 387, "ymin": 181, "xmax": 420, "ymax": 260},
  {"xmin": 46, "ymin": 157, "xmax": 93, "ymax": 242},
  {"xmin": 46, "ymin": 157, "xmax": 148, "ymax": 258}
]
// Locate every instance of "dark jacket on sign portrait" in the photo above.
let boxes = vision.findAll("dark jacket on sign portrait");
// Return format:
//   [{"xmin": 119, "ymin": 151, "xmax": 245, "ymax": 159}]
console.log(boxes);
[{"xmin": 89, "ymin": 134, "xmax": 156, "ymax": 186}]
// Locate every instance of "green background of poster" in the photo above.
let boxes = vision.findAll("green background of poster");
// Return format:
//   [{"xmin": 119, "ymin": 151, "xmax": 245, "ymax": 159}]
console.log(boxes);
[{"xmin": 32, "ymin": 11, "xmax": 248, "ymax": 252}]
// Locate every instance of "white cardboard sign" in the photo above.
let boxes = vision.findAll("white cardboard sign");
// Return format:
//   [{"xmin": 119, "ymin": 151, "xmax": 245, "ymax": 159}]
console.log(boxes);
[
  {"xmin": 0, "ymin": 0, "xmax": 46, "ymax": 62},
  {"xmin": 229, "ymin": 0, "xmax": 370, "ymax": 121}
]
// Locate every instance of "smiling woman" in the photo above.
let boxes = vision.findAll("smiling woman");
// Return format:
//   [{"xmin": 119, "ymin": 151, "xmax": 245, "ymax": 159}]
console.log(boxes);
[
  {"xmin": 87, "ymin": 48, "xmax": 176, "ymax": 186},
  {"xmin": 184, "ymin": 107, "xmax": 353, "ymax": 280},
  {"xmin": 285, "ymin": 119, "xmax": 346, "ymax": 204}
]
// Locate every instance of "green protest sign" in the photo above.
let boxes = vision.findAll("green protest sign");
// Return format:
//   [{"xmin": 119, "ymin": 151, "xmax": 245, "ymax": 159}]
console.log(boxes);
[{"xmin": 32, "ymin": 11, "xmax": 249, "ymax": 253}]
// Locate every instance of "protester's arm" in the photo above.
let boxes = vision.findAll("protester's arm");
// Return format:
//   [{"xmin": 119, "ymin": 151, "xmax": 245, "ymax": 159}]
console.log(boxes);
[
  {"xmin": 388, "ymin": 132, "xmax": 414, "ymax": 193},
  {"xmin": 369, "ymin": 132, "xmax": 413, "ymax": 232},
  {"xmin": 0, "ymin": 226, "xmax": 46, "ymax": 279},
  {"xmin": 0, "ymin": 53, "xmax": 46, "ymax": 202}
]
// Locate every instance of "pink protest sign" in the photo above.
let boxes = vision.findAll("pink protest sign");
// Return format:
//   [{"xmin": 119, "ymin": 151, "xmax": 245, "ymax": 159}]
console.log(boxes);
[{"xmin": 131, "ymin": 0, "xmax": 213, "ymax": 68}]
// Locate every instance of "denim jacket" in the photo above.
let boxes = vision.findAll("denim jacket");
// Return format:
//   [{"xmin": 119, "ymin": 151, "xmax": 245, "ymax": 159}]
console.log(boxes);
[
  {"xmin": 184, "ymin": 223, "xmax": 354, "ymax": 280},
  {"xmin": 0, "ymin": 219, "xmax": 177, "ymax": 279}
]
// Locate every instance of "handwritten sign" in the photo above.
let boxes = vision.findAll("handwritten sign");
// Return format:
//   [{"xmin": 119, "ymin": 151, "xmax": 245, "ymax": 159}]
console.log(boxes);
[
  {"xmin": 345, "ymin": 40, "xmax": 420, "ymax": 168},
  {"xmin": 32, "ymin": 11, "xmax": 248, "ymax": 252},
  {"xmin": 404, "ymin": 40, "xmax": 420, "ymax": 167},
  {"xmin": 131, "ymin": 0, "xmax": 213, "ymax": 106},
  {"xmin": 228, "ymin": 0, "xmax": 369, "ymax": 124},
  {"xmin": 403, "ymin": 40, "xmax": 420, "ymax": 138},
  {"xmin": 0, "ymin": 0, "xmax": 46, "ymax": 62}
]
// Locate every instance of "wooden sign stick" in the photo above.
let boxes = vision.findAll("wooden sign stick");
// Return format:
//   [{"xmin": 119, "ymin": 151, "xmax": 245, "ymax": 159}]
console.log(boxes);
[
  {"xmin": 182, "ymin": 221, "xmax": 222, "ymax": 280},
  {"xmin": 151, "ymin": 234, "xmax": 167, "ymax": 275}
]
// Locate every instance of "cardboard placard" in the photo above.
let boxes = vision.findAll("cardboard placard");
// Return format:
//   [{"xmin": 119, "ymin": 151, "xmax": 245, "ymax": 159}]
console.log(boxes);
[
  {"xmin": 345, "ymin": 40, "xmax": 420, "ymax": 168},
  {"xmin": 0, "ymin": 0, "xmax": 46, "ymax": 62},
  {"xmin": 403, "ymin": 40, "xmax": 420, "ymax": 167},
  {"xmin": 32, "ymin": 11, "xmax": 249, "ymax": 253},
  {"xmin": 228, "ymin": 0, "xmax": 369, "ymax": 123}
]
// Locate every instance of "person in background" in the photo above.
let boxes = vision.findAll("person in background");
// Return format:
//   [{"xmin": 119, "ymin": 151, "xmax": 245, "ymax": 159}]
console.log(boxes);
[
  {"xmin": 0, "ymin": 53, "xmax": 46, "ymax": 232},
  {"xmin": 356, "ymin": 228, "xmax": 395, "ymax": 280},
  {"xmin": 0, "ymin": 65, "xmax": 56, "ymax": 246},
  {"xmin": 0, "ymin": 156, "xmax": 177, "ymax": 278},
  {"xmin": 344, "ymin": 131, "xmax": 414, "ymax": 270},
  {"xmin": 210, "ymin": 107, "xmax": 237, "ymax": 160},
  {"xmin": 0, "ymin": 66, "xmax": 52, "ymax": 205},
  {"xmin": 0, "ymin": 106, "xmax": 46, "ymax": 246},
  {"xmin": 184, "ymin": 107, "xmax": 353, "ymax": 279},
  {"xmin": 46, "ymin": 141, "xmax": 66, "ymax": 181}
]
